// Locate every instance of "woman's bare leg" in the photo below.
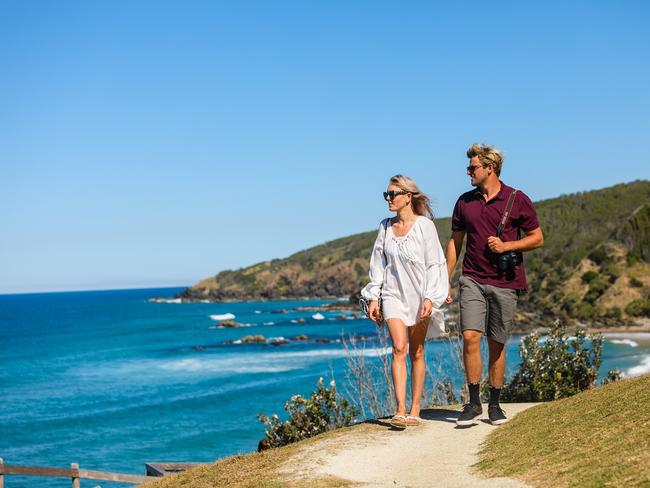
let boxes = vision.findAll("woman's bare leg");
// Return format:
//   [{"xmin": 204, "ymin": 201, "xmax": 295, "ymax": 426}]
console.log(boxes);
[
  {"xmin": 407, "ymin": 320, "xmax": 428, "ymax": 417},
  {"xmin": 387, "ymin": 318, "xmax": 408, "ymax": 415}
]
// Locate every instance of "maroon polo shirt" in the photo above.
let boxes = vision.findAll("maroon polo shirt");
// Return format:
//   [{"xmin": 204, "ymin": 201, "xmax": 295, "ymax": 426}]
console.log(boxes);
[{"xmin": 451, "ymin": 182, "xmax": 539, "ymax": 291}]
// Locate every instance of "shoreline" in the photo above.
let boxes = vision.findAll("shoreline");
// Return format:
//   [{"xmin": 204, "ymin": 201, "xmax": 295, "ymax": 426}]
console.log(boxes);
[{"xmin": 149, "ymin": 296, "xmax": 650, "ymax": 333}]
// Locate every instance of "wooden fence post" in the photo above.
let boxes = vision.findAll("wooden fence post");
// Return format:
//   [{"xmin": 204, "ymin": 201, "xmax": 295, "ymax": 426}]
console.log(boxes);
[
  {"xmin": 71, "ymin": 462, "xmax": 80, "ymax": 488},
  {"xmin": 1, "ymin": 457, "xmax": 5, "ymax": 488}
]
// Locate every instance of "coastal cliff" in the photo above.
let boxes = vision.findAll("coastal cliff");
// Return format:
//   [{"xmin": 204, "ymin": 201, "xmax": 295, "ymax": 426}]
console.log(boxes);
[{"xmin": 179, "ymin": 180, "xmax": 650, "ymax": 328}]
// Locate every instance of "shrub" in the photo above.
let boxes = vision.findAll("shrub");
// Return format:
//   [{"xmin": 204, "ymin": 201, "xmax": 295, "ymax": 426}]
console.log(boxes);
[
  {"xmin": 588, "ymin": 248, "xmax": 608, "ymax": 265},
  {"xmin": 602, "ymin": 369, "xmax": 623, "ymax": 385},
  {"xmin": 626, "ymin": 252, "xmax": 640, "ymax": 266},
  {"xmin": 581, "ymin": 271, "xmax": 599, "ymax": 284},
  {"xmin": 501, "ymin": 321, "xmax": 603, "ymax": 402},
  {"xmin": 575, "ymin": 301, "xmax": 600, "ymax": 320},
  {"xmin": 561, "ymin": 293, "xmax": 580, "ymax": 313},
  {"xmin": 605, "ymin": 307, "xmax": 622, "ymax": 319},
  {"xmin": 257, "ymin": 378, "xmax": 358, "ymax": 448},
  {"xmin": 602, "ymin": 264, "xmax": 622, "ymax": 283},
  {"xmin": 629, "ymin": 277, "xmax": 644, "ymax": 288},
  {"xmin": 625, "ymin": 299, "xmax": 650, "ymax": 318},
  {"xmin": 583, "ymin": 278, "xmax": 610, "ymax": 304}
]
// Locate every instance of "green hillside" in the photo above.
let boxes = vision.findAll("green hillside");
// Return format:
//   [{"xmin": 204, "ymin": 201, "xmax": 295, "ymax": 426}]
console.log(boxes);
[
  {"xmin": 180, "ymin": 180, "xmax": 650, "ymax": 325},
  {"xmin": 478, "ymin": 373, "xmax": 650, "ymax": 487}
]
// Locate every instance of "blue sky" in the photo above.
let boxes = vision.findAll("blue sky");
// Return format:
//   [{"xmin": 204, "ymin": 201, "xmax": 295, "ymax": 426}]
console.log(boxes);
[{"xmin": 1, "ymin": 1, "xmax": 649, "ymax": 294}]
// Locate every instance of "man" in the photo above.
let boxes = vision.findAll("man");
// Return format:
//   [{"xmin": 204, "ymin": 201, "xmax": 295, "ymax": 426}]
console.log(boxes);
[{"xmin": 445, "ymin": 143, "xmax": 544, "ymax": 426}]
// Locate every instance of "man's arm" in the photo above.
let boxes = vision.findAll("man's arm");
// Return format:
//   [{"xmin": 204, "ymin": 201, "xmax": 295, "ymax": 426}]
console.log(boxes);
[
  {"xmin": 487, "ymin": 226, "xmax": 544, "ymax": 254},
  {"xmin": 445, "ymin": 230, "xmax": 465, "ymax": 303}
]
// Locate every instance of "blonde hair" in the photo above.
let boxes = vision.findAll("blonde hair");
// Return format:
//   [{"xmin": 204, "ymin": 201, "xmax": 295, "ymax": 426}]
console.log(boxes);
[
  {"xmin": 389, "ymin": 174, "xmax": 433, "ymax": 218},
  {"xmin": 467, "ymin": 143, "xmax": 504, "ymax": 176}
]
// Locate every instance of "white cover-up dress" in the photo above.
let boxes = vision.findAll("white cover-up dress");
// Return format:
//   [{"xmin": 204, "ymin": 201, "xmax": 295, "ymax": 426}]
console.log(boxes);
[{"xmin": 361, "ymin": 216, "xmax": 449, "ymax": 339}]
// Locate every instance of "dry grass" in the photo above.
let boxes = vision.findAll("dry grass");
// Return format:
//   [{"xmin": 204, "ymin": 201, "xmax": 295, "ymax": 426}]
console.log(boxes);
[
  {"xmin": 477, "ymin": 374, "xmax": 650, "ymax": 487},
  {"xmin": 139, "ymin": 423, "xmax": 383, "ymax": 488}
]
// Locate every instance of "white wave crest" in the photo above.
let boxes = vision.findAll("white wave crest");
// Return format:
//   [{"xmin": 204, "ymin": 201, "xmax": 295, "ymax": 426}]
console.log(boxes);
[
  {"xmin": 69, "ymin": 346, "xmax": 392, "ymax": 382},
  {"xmin": 210, "ymin": 313, "xmax": 235, "ymax": 321},
  {"xmin": 159, "ymin": 358, "xmax": 295, "ymax": 374},
  {"xmin": 604, "ymin": 332, "xmax": 650, "ymax": 339},
  {"xmin": 627, "ymin": 355, "xmax": 650, "ymax": 377},
  {"xmin": 267, "ymin": 336, "xmax": 287, "ymax": 343},
  {"xmin": 263, "ymin": 321, "xmax": 274, "ymax": 326},
  {"xmin": 312, "ymin": 313, "xmax": 325, "ymax": 320},
  {"xmin": 609, "ymin": 339, "xmax": 639, "ymax": 347}
]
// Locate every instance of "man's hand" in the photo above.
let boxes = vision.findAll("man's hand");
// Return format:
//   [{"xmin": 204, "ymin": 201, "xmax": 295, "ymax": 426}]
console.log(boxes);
[
  {"xmin": 419, "ymin": 298, "xmax": 433, "ymax": 320},
  {"xmin": 487, "ymin": 236, "xmax": 510, "ymax": 254},
  {"xmin": 368, "ymin": 300, "xmax": 381, "ymax": 323}
]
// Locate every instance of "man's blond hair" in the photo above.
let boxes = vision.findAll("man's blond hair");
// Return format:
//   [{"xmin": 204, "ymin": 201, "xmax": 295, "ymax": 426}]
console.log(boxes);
[{"xmin": 467, "ymin": 143, "xmax": 504, "ymax": 176}]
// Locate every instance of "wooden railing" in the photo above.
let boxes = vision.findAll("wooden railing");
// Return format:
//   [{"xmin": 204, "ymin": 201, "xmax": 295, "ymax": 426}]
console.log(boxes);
[{"xmin": 0, "ymin": 458, "xmax": 155, "ymax": 486}]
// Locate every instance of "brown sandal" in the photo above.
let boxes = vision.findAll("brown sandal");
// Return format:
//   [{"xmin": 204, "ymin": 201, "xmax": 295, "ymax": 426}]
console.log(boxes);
[
  {"xmin": 406, "ymin": 415, "xmax": 422, "ymax": 426},
  {"xmin": 390, "ymin": 414, "xmax": 407, "ymax": 429}
]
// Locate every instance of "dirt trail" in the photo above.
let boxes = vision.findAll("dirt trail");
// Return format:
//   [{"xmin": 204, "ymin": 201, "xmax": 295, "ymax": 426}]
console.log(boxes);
[{"xmin": 283, "ymin": 403, "xmax": 538, "ymax": 487}]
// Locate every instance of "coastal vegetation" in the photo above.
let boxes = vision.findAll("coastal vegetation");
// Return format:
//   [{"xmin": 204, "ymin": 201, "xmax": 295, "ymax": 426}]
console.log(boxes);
[
  {"xmin": 254, "ymin": 318, "xmax": 617, "ymax": 450},
  {"xmin": 257, "ymin": 378, "xmax": 358, "ymax": 449},
  {"xmin": 180, "ymin": 180, "xmax": 650, "ymax": 329},
  {"xmin": 501, "ymin": 320, "xmax": 620, "ymax": 402},
  {"xmin": 478, "ymin": 373, "xmax": 650, "ymax": 487}
]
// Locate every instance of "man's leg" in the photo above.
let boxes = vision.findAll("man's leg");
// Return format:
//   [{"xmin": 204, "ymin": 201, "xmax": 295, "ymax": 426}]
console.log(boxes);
[
  {"xmin": 457, "ymin": 276, "xmax": 487, "ymax": 426},
  {"xmin": 487, "ymin": 337, "xmax": 506, "ymax": 388},
  {"xmin": 485, "ymin": 285, "xmax": 517, "ymax": 425},
  {"xmin": 462, "ymin": 329, "xmax": 483, "ymax": 396}
]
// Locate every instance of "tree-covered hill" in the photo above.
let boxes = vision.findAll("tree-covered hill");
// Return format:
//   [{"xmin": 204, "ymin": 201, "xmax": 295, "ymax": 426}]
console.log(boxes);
[{"xmin": 180, "ymin": 180, "xmax": 650, "ymax": 324}]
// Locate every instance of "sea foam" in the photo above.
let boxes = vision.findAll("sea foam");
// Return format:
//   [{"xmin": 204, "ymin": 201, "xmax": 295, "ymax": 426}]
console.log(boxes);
[
  {"xmin": 627, "ymin": 355, "xmax": 650, "ymax": 377},
  {"xmin": 609, "ymin": 339, "xmax": 639, "ymax": 347},
  {"xmin": 209, "ymin": 313, "xmax": 236, "ymax": 321}
]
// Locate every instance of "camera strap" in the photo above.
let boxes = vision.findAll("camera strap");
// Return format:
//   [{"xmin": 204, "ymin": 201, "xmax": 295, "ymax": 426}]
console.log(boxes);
[{"xmin": 496, "ymin": 189, "xmax": 519, "ymax": 237}]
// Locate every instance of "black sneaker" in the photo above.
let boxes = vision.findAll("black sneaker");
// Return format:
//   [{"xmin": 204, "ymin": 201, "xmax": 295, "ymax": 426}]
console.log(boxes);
[
  {"xmin": 456, "ymin": 403, "xmax": 483, "ymax": 426},
  {"xmin": 488, "ymin": 404, "xmax": 508, "ymax": 425}
]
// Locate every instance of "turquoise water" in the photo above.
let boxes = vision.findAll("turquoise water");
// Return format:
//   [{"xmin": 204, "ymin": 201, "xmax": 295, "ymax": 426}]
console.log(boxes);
[{"xmin": 1, "ymin": 288, "xmax": 648, "ymax": 487}]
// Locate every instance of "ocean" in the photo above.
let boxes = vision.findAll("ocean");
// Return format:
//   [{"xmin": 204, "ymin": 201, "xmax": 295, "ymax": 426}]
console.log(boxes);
[{"xmin": 1, "ymin": 287, "xmax": 649, "ymax": 487}]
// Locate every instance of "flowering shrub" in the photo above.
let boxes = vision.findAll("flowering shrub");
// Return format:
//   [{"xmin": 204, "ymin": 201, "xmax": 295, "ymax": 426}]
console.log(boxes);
[
  {"xmin": 502, "ymin": 320, "xmax": 613, "ymax": 402},
  {"xmin": 257, "ymin": 378, "xmax": 359, "ymax": 448}
]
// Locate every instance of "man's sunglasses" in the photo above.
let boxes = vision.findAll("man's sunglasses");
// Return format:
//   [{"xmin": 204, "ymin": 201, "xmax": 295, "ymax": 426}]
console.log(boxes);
[
  {"xmin": 467, "ymin": 163, "xmax": 488, "ymax": 174},
  {"xmin": 383, "ymin": 190, "xmax": 410, "ymax": 201}
]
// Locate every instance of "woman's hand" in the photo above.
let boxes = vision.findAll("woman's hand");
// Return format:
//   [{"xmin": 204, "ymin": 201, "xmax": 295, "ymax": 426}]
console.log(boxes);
[
  {"xmin": 445, "ymin": 282, "xmax": 453, "ymax": 304},
  {"xmin": 368, "ymin": 300, "xmax": 381, "ymax": 323},
  {"xmin": 419, "ymin": 298, "xmax": 433, "ymax": 320}
]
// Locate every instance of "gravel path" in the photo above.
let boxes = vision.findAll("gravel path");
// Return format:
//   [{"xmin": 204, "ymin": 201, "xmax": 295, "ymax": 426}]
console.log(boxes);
[{"xmin": 283, "ymin": 403, "xmax": 538, "ymax": 487}]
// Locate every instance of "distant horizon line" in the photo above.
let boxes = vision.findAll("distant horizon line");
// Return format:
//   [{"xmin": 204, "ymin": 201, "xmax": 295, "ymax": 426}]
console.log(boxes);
[
  {"xmin": 3, "ymin": 179, "xmax": 647, "ymax": 297},
  {"xmin": 0, "ymin": 283, "xmax": 191, "ymax": 297}
]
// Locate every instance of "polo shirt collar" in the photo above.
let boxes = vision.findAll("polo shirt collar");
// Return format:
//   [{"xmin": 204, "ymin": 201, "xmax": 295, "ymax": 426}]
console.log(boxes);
[{"xmin": 472, "ymin": 181, "xmax": 509, "ymax": 201}]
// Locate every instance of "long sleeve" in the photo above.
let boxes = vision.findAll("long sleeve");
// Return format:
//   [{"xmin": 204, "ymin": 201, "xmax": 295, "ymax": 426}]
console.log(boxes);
[
  {"xmin": 422, "ymin": 219, "xmax": 449, "ymax": 308},
  {"xmin": 360, "ymin": 219, "xmax": 389, "ymax": 301}
]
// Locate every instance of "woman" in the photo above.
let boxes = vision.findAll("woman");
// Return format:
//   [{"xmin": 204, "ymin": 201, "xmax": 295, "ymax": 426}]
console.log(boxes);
[{"xmin": 361, "ymin": 175, "xmax": 448, "ymax": 428}]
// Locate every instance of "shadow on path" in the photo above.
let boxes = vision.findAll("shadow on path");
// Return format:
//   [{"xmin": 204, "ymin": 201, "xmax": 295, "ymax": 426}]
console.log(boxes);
[{"xmin": 420, "ymin": 408, "xmax": 459, "ymax": 424}]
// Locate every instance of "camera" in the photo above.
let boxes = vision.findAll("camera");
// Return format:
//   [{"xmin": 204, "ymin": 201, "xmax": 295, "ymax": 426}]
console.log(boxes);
[{"xmin": 497, "ymin": 251, "xmax": 522, "ymax": 273}]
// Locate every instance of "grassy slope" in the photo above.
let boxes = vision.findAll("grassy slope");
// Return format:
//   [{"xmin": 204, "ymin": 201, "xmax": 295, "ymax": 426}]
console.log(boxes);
[
  {"xmin": 477, "ymin": 373, "xmax": 650, "ymax": 487},
  {"xmin": 139, "ymin": 424, "xmax": 380, "ymax": 488}
]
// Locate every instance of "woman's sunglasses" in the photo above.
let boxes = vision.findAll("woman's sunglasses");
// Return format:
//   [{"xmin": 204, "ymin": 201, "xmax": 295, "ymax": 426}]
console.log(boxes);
[{"xmin": 383, "ymin": 190, "xmax": 410, "ymax": 201}]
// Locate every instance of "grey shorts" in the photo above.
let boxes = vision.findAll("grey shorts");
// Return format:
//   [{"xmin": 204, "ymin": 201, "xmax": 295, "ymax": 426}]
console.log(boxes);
[{"xmin": 459, "ymin": 275, "xmax": 518, "ymax": 344}]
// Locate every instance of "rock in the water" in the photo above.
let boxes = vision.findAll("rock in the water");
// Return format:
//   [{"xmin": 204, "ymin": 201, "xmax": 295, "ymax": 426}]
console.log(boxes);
[
  {"xmin": 219, "ymin": 320, "xmax": 241, "ymax": 328},
  {"xmin": 292, "ymin": 335, "xmax": 310, "ymax": 341},
  {"xmin": 241, "ymin": 335, "xmax": 265, "ymax": 343}
]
